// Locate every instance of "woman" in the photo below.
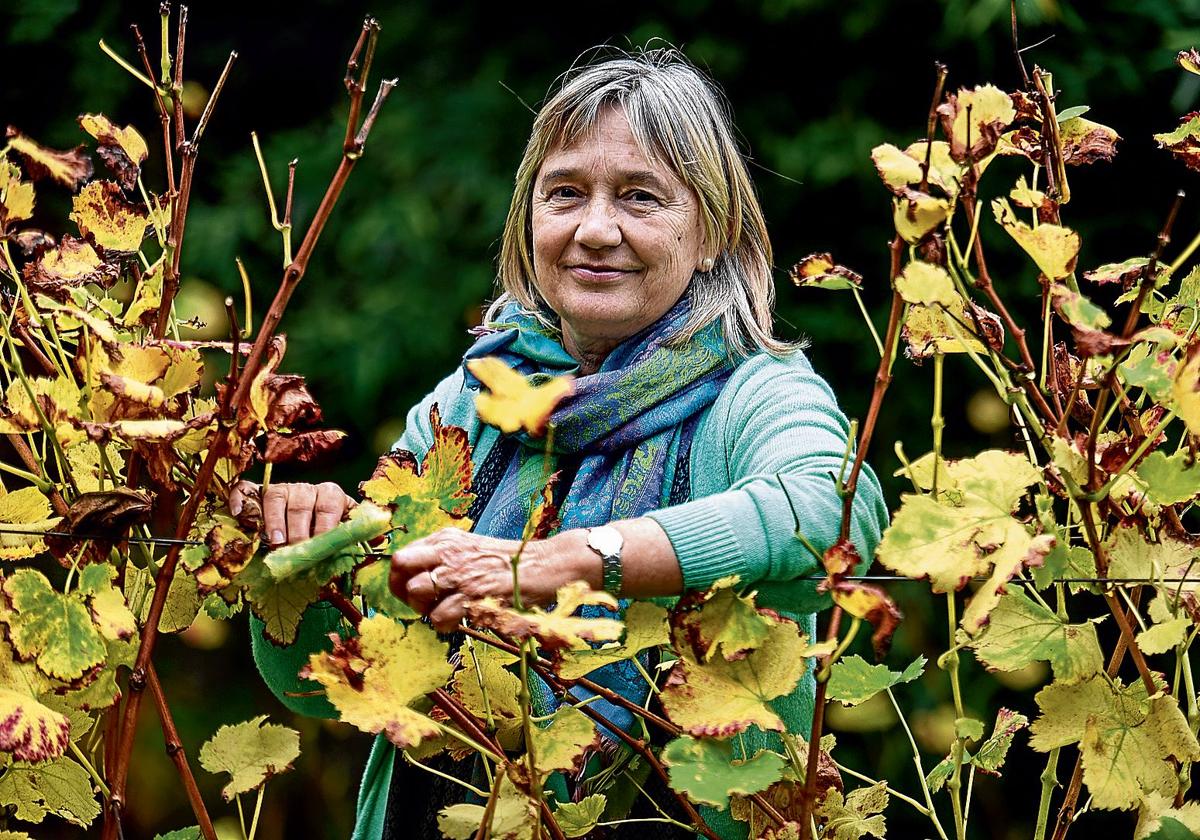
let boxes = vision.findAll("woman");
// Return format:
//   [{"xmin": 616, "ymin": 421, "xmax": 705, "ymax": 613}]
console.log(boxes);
[{"xmin": 248, "ymin": 48, "xmax": 887, "ymax": 839}]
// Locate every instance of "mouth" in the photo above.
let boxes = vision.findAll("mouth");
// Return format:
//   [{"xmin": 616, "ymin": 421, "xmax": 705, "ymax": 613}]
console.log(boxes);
[{"xmin": 567, "ymin": 264, "xmax": 639, "ymax": 281}]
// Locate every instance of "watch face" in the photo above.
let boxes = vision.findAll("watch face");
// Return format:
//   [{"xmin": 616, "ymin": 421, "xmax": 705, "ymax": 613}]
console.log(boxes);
[{"xmin": 588, "ymin": 526, "xmax": 623, "ymax": 556}]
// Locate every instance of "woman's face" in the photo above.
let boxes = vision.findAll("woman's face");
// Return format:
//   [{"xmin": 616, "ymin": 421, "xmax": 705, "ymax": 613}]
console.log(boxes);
[{"xmin": 531, "ymin": 106, "xmax": 708, "ymax": 360}]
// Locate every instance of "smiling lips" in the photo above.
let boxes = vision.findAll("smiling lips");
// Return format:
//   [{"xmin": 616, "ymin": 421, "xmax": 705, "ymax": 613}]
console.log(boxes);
[{"xmin": 568, "ymin": 264, "xmax": 640, "ymax": 281}]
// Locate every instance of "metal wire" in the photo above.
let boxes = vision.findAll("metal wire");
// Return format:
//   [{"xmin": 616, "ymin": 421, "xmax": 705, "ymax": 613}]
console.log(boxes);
[{"xmin": 4, "ymin": 526, "xmax": 1199, "ymax": 586}]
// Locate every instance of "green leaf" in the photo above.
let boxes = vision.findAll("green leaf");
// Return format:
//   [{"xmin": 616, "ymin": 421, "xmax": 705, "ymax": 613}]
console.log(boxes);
[
  {"xmin": 1144, "ymin": 818, "xmax": 1200, "ymax": 840},
  {"xmin": 1137, "ymin": 791, "xmax": 1200, "ymax": 838},
  {"xmin": 1137, "ymin": 618, "xmax": 1191, "ymax": 656},
  {"xmin": 662, "ymin": 736, "xmax": 786, "ymax": 809},
  {"xmin": 815, "ymin": 782, "xmax": 888, "ymax": 840},
  {"xmin": 968, "ymin": 589, "xmax": 1103, "ymax": 684},
  {"xmin": 0, "ymin": 756, "xmax": 100, "ymax": 826},
  {"xmin": 198, "ymin": 715, "xmax": 300, "ymax": 801},
  {"xmin": 124, "ymin": 564, "xmax": 203, "ymax": 635},
  {"xmin": 355, "ymin": 558, "xmax": 420, "ymax": 620},
  {"xmin": 1136, "ymin": 450, "xmax": 1200, "ymax": 506},
  {"xmin": 926, "ymin": 757, "xmax": 954, "ymax": 793},
  {"xmin": 239, "ymin": 547, "xmax": 359, "ymax": 645},
  {"xmin": 661, "ymin": 616, "xmax": 809, "ymax": 737},
  {"xmin": 1030, "ymin": 675, "xmax": 1200, "ymax": 809},
  {"xmin": 956, "ymin": 717, "xmax": 985, "ymax": 740},
  {"xmin": 1120, "ymin": 346, "xmax": 1175, "ymax": 403},
  {"xmin": 971, "ymin": 708, "xmax": 1029, "ymax": 774},
  {"xmin": 1051, "ymin": 285, "xmax": 1111, "ymax": 330},
  {"xmin": 153, "ymin": 829, "xmax": 202, "ymax": 840},
  {"xmin": 1056, "ymin": 105, "xmax": 1091, "ymax": 122},
  {"xmin": 264, "ymin": 502, "xmax": 392, "ymax": 579},
  {"xmin": 453, "ymin": 638, "xmax": 523, "ymax": 749},
  {"xmin": 827, "ymin": 655, "xmax": 925, "ymax": 707},
  {"xmin": 2, "ymin": 569, "xmax": 106, "ymax": 681},
  {"xmin": 553, "ymin": 794, "xmax": 607, "ymax": 837}
]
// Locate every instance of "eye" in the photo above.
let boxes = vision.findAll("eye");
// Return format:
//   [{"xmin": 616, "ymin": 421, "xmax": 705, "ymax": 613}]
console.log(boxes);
[
  {"xmin": 624, "ymin": 189, "xmax": 660, "ymax": 204},
  {"xmin": 546, "ymin": 185, "xmax": 582, "ymax": 200}
]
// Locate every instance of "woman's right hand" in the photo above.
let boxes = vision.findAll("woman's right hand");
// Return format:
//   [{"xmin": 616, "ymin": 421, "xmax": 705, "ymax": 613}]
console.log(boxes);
[{"xmin": 229, "ymin": 481, "xmax": 354, "ymax": 546}]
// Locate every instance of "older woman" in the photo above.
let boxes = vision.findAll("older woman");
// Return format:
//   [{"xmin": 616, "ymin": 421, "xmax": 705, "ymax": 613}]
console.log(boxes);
[{"xmin": 250, "ymin": 48, "xmax": 886, "ymax": 839}]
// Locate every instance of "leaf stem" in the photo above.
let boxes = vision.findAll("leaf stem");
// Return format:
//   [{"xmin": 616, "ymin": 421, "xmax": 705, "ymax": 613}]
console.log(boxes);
[
  {"xmin": 887, "ymin": 687, "xmax": 950, "ymax": 840},
  {"xmin": 1033, "ymin": 747, "xmax": 1060, "ymax": 840},
  {"xmin": 69, "ymin": 738, "xmax": 111, "ymax": 799},
  {"xmin": 851, "ymin": 286, "xmax": 884, "ymax": 357}
]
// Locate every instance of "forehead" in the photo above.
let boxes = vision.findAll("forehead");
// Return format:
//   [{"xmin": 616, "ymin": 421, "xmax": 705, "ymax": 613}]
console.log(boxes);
[{"xmin": 538, "ymin": 107, "xmax": 683, "ymax": 184}]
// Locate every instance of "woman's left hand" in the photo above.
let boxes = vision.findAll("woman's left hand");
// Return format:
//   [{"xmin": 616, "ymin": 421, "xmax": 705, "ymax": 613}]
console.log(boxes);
[{"xmin": 389, "ymin": 528, "xmax": 587, "ymax": 632}]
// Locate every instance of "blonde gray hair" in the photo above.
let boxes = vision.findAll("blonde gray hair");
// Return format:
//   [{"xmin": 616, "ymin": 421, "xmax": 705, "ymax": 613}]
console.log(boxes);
[{"xmin": 489, "ymin": 47, "xmax": 796, "ymax": 359}]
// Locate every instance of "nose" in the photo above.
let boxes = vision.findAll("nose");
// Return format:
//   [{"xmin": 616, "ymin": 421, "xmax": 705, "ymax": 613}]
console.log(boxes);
[{"xmin": 574, "ymin": 197, "xmax": 622, "ymax": 250}]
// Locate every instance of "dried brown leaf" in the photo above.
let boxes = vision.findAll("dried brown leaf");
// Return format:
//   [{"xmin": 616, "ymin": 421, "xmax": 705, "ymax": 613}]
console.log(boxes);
[{"xmin": 6, "ymin": 126, "xmax": 93, "ymax": 189}]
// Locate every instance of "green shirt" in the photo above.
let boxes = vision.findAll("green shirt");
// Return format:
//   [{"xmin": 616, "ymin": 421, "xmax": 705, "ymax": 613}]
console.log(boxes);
[{"xmin": 251, "ymin": 349, "xmax": 887, "ymax": 839}]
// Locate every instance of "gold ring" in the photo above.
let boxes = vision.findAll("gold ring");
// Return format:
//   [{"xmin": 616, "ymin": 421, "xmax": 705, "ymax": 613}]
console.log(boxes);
[{"xmin": 429, "ymin": 568, "xmax": 443, "ymax": 598}]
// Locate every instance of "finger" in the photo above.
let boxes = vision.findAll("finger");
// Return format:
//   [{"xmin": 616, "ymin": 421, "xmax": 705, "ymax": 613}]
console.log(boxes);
[
  {"xmin": 313, "ymin": 482, "xmax": 349, "ymax": 535},
  {"xmin": 389, "ymin": 542, "xmax": 442, "ymax": 601},
  {"xmin": 428, "ymin": 593, "xmax": 468, "ymax": 633},
  {"xmin": 228, "ymin": 480, "xmax": 251, "ymax": 516},
  {"xmin": 401, "ymin": 569, "xmax": 440, "ymax": 616},
  {"xmin": 285, "ymin": 484, "xmax": 317, "ymax": 544},
  {"xmin": 262, "ymin": 484, "xmax": 289, "ymax": 546}
]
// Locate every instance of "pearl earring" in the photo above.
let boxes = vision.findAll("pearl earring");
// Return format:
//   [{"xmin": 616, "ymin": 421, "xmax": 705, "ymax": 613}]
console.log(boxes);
[{"xmin": 700, "ymin": 257, "xmax": 715, "ymax": 272}]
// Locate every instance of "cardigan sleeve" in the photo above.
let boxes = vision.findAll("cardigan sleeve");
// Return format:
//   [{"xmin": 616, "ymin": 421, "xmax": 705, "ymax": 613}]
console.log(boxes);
[
  {"xmin": 644, "ymin": 351, "xmax": 887, "ymax": 608},
  {"xmin": 249, "ymin": 368, "xmax": 469, "ymax": 718}
]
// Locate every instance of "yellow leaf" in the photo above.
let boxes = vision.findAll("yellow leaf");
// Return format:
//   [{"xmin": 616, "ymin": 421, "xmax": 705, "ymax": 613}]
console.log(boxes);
[
  {"xmin": 1010, "ymin": 176, "xmax": 1048, "ymax": 210},
  {"xmin": 0, "ymin": 687, "xmax": 70, "ymax": 762},
  {"xmin": 1173, "ymin": 348, "xmax": 1200, "ymax": 436},
  {"xmin": 557, "ymin": 600, "xmax": 668, "ymax": 680},
  {"xmin": 892, "ymin": 190, "xmax": 949, "ymax": 244},
  {"xmin": 302, "ymin": 616, "xmax": 453, "ymax": 750},
  {"xmin": 22, "ymin": 236, "xmax": 119, "ymax": 299},
  {"xmin": 466, "ymin": 581, "xmax": 622, "ymax": 653},
  {"xmin": 6, "ymin": 129, "xmax": 93, "ymax": 189},
  {"xmin": 1, "ymin": 176, "xmax": 34, "ymax": 227},
  {"xmin": 69, "ymin": 181, "xmax": 149, "ymax": 253},
  {"xmin": 895, "ymin": 261, "xmax": 958, "ymax": 307},
  {"xmin": 467, "ymin": 357, "xmax": 573, "ymax": 437},
  {"xmin": 992, "ymin": 198, "xmax": 1081, "ymax": 279},
  {"xmin": 0, "ymin": 487, "xmax": 59, "ymax": 561}
]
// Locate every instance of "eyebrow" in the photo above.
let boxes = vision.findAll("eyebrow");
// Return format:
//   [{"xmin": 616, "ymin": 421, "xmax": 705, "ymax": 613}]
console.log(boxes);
[{"xmin": 538, "ymin": 167, "xmax": 674, "ymax": 195}]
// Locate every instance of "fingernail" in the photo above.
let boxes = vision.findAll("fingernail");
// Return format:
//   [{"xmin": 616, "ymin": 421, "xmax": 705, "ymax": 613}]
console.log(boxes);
[
  {"xmin": 271, "ymin": 530, "xmax": 285, "ymax": 545},
  {"xmin": 230, "ymin": 499, "xmax": 242, "ymax": 516}
]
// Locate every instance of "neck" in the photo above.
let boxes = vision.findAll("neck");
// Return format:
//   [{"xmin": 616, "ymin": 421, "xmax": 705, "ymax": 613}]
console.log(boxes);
[{"xmin": 562, "ymin": 330, "xmax": 619, "ymax": 376}]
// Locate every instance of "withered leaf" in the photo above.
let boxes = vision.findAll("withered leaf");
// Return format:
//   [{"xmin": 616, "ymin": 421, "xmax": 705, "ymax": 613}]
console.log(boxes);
[
  {"xmin": 22, "ymin": 234, "xmax": 120, "ymax": 300},
  {"xmin": 1178, "ymin": 48, "xmax": 1200, "ymax": 77},
  {"xmin": 14, "ymin": 229, "xmax": 55, "ymax": 256},
  {"xmin": 826, "ymin": 580, "xmax": 902, "ymax": 660},
  {"xmin": 62, "ymin": 488, "xmax": 153, "ymax": 540},
  {"xmin": 790, "ymin": 253, "xmax": 863, "ymax": 291},
  {"xmin": 263, "ymin": 429, "xmax": 347, "ymax": 464},
  {"xmin": 525, "ymin": 471, "xmax": 562, "ymax": 541},
  {"xmin": 1154, "ymin": 113, "xmax": 1200, "ymax": 173},
  {"xmin": 937, "ymin": 85, "xmax": 1016, "ymax": 162},
  {"xmin": 6, "ymin": 126, "xmax": 93, "ymax": 189},
  {"xmin": 1059, "ymin": 116, "xmax": 1120, "ymax": 166},
  {"xmin": 1084, "ymin": 258, "xmax": 1150, "ymax": 291},
  {"xmin": 77, "ymin": 114, "xmax": 148, "ymax": 191}
]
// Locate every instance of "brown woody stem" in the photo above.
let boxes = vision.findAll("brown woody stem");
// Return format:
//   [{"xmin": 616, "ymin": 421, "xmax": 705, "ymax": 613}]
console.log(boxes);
[
  {"xmin": 147, "ymin": 664, "xmax": 217, "ymax": 840},
  {"xmin": 101, "ymin": 25, "xmax": 394, "ymax": 840}
]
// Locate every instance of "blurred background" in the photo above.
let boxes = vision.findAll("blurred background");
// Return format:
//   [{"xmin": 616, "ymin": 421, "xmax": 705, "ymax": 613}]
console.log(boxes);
[{"xmin": 6, "ymin": 0, "xmax": 1200, "ymax": 836}]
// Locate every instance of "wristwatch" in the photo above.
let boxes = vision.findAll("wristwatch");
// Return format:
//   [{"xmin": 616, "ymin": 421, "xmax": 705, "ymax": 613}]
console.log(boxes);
[{"xmin": 586, "ymin": 525, "xmax": 624, "ymax": 597}]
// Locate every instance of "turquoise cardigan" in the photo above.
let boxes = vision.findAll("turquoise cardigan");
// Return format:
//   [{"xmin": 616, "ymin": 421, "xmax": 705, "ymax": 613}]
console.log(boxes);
[{"xmin": 251, "ymin": 348, "xmax": 888, "ymax": 839}]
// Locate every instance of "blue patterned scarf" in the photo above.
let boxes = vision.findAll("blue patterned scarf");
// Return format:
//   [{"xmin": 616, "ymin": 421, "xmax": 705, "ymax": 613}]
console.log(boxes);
[{"xmin": 463, "ymin": 296, "xmax": 732, "ymax": 735}]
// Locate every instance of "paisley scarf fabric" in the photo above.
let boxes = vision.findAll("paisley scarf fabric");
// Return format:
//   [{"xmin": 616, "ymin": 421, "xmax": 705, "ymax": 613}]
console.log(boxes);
[{"xmin": 463, "ymin": 296, "xmax": 733, "ymax": 732}]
